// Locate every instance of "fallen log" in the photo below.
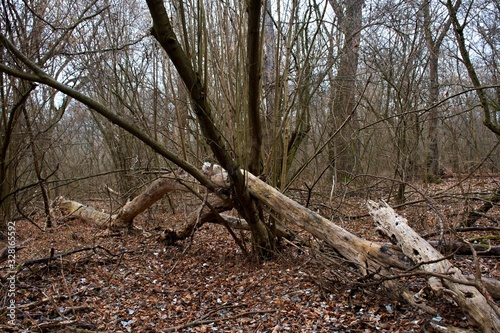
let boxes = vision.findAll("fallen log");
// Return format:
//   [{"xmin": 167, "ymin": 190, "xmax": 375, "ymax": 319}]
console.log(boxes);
[
  {"xmin": 428, "ymin": 240, "xmax": 500, "ymax": 256},
  {"xmin": 160, "ymin": 197, "xmax": 233, "ymax": 245},
  {"xmin": 238, "ymin": 171, "xmax": 409, "ymax": 272},
  {"xmin": 367, "ymin": 200, "xmax": 500, "ymax": 333},
  {"xmin": 56, "ymin": 165, "xmax": 500, "ymax": 331},
  {"xmin": 58, "ymin": 175, "xmax": 189, "ymax": 229},
  {"xmin": 239, "ymin": 170, "xmax": 444, "ymax": 314}
]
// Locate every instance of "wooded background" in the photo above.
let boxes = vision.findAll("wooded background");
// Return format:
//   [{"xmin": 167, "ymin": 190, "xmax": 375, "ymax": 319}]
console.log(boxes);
[{"xmin": 1, "ymin": 0, "xmax": 499, "ymax": 234}]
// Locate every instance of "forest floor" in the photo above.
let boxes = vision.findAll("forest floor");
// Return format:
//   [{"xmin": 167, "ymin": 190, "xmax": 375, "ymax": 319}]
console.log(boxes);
[{"xmin": 1, "ymin": 175, "xmax": 499, "ymax": 332}]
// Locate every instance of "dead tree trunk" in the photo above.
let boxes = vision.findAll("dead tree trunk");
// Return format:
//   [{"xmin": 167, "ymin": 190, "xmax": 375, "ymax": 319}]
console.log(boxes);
[
  {"xmin": 241, "ymin": 171, "xmax": 407, "ymax": 272},
  {"xmin": 58, "ymin": 176, "xmax": 189, "ymax": 229},
  {"xmin": 367, "ymin": 200, "xmax": 500, "ymax": 333},
  {"xmin": 57, "ymin": 165, "xmax": 500, "ymax": 331}
]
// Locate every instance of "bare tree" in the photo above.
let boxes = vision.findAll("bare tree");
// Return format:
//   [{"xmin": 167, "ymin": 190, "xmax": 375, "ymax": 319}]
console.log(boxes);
[
  {"xmin": 327, "ymin": 0, "xmax": 364, "ymax": 181},
  {"xmin": 446, "ymin": 0, "xmax": 500, "ymax": 137},
  {"xmin": 422, "ymin": 0, "xmax": 452, "ymax": 181}
]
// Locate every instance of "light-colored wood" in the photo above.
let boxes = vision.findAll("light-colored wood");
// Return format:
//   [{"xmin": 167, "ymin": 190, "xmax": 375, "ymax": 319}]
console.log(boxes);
[
  {"xmin": 58, "ymin": 176, "xmax": 188, "ymax": 229},
  {"xmin": 367, "ymin": 200, "xmax": 500, "ymax": 333},
  {"xmin": 112, "ymin": 176, "xmax": 188, "ymax": 228},
  {"xmin": 58, "ymin": 199, "xmax": 111, "ymax": 227},
  {"xmin": 241, "ymin": 171, "xmax": 407, "ymax": 272},
  {"xmin": 58, "ymin": 164, "xmax": 500, "ymax": 331}
]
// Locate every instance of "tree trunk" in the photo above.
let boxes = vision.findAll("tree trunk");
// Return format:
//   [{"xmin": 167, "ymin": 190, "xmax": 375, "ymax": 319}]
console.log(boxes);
[
  {"xmin": 242, "ymin": 170, "xmax": 407, "ymax": 272},
  {"xmin": 328, "ymin": 0, "xmax": 364, "ymax": 180},
  {"xmin": 446, "ymin": 0, "xmax": 500, "ymax": 137},
  {"xmin": 146, "ymin": 0, "xmax": 274, "ymax": 258},
  {"xmin": 422, "ymin": 0, "xmax": 451, "ymax": 181},
  {"xmin": 58, "ymin": 176, "xmax": 189, "ymax": 229},
  {"xmin": 368, "ymin": 200, "xmax": 500, "ymax": 333},
  {"xmin": 0, "ymin": 83, "xmax": 37, "ymax": 236},
  {"xmin": 161, "ymin": 197, "xmax": 234, "ymax": 245}
]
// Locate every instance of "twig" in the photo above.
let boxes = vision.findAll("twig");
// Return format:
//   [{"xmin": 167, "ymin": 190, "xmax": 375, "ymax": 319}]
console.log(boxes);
[
  {"xmin": 17, "ymin": 293, "xmax": 72, "ymax": 309},
  {"xmin": 426, "ymin": 320, "xmax": 473, "ymax": 333},
  {"xmin": 165, "ymin": 309, "xmax": 277, "ymax": 332},
  {"xmin": 466, "ymin": 241, "xmax": 500, "ymax": 317},
  {"xmin": 106, "ymin": 251, "xmax": 125, "ymax": 284},
  {"xmin": 36, "ymin": 319, "xmax": 78, "ymax": 329},
  {"xmin": 20, "ymin": 245, "xmax": 119, "ymax": 267},
  {"xmin": 423, "ymin": 226, "xmax": 500, "ymax": 238},
  {"xmin": 42, "ymin": 290, "xmax": 67, "ymax": 320},
  {"xmin": 0, "ymin": 324, "xmax": 20, "ymax": 332}
]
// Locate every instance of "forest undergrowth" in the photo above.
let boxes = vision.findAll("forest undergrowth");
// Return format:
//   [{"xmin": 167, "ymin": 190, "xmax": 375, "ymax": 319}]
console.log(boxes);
[{"xmin": 1, "ymin": 176, "xmax": 499, "ymax": 332}]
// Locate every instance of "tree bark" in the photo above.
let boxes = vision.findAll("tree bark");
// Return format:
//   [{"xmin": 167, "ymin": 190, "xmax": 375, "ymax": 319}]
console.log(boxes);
[
  {"xmin": 422, "ymin": 0, "xmax": 451, "ymax": 181},
  {"xmin": 161, "ymin": 197, "xmax": 234, "ymax": 245},
  {"xmin": 246, "ymin": 0, "xmax": 263, "ymax": 175},
  {"xmin": 328, "ymin": 0, "xmax": 364, "ymax": 179},
  {"xmin": 146, "ymin": 0, "xmax": 273, "ymax": 258},
  {"xmin": 446, "ymin": 0, "xmax": 500, "ymax": 137},
  {"xmin": 368, "ymin": 200, "xmax": 500, "ymax": 333}
]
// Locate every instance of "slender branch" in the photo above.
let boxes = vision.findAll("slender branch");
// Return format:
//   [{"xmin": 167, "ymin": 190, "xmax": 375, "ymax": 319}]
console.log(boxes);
[
  {"xmin": 165, "ymin": 308, "xmax": 276, "ymax": 332},
  {"xmin": 446, "ymin": 0, "xmax": 500, "ymax": 137},
  {"xmin": 0, "ymin": 32, "xmax": 217, "ymax": 193}
]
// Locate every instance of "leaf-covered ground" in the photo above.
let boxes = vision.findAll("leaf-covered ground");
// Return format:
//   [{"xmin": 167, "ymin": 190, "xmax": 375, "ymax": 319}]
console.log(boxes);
[{"xmin": 1, "ymin": 176, "xmax": 499, "ymax": 332}]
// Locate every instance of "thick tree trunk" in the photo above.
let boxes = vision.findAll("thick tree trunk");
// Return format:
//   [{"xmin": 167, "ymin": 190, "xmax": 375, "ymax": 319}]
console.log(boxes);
[
  {"xmin": 368, "ymin": 200, "xmax": 500, "ymax": 333},
  {"xmin": 327, "ymin": 0, "xmax": 364, "ymax": 179}
]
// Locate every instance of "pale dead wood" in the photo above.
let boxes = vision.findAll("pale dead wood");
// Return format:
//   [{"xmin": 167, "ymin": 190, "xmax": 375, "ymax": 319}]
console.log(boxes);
[
  {"xmin": 241, "ymin": 170, "xmax": 408, "ymax": 272},
  {"xmin": 239, "ymin": 170, "xmax": 441, "ymax": 314},
  {"xmin": 57, "ymin": 199, "xmax": 111, "ymax": 227},
  {"xmin": 55, "ymin": 164, "xmax": 500, "ymax": 328},
  {"xmin": 214, "ymin": 214, "xmax": 296, "ymax": 240},
  {"xmin": 112, "ymin": 175, "xmax": 190, "ymax": 228},
  {"xmin": 367, "ymin": 200, "xmax": 500, "ymax": 333},
  {"xmin": 425, "ymin": 320, "xmax": 472, "ymax": 333},
  {"xmin": 58, "ymin": 175, "xmax": 189, "ymax": 229}
]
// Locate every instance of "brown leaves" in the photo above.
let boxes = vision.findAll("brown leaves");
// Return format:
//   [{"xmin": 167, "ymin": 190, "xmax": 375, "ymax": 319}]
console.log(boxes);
[{"xmin": 3, "ymin": 176, "xmax": 498, "ymax": 332}]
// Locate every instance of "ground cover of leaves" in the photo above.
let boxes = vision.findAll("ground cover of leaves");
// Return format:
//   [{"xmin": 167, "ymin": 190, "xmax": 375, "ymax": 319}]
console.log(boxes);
[{"xmin": 1, "ymin": 176, "xmax": 499, "ymax": 332}]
